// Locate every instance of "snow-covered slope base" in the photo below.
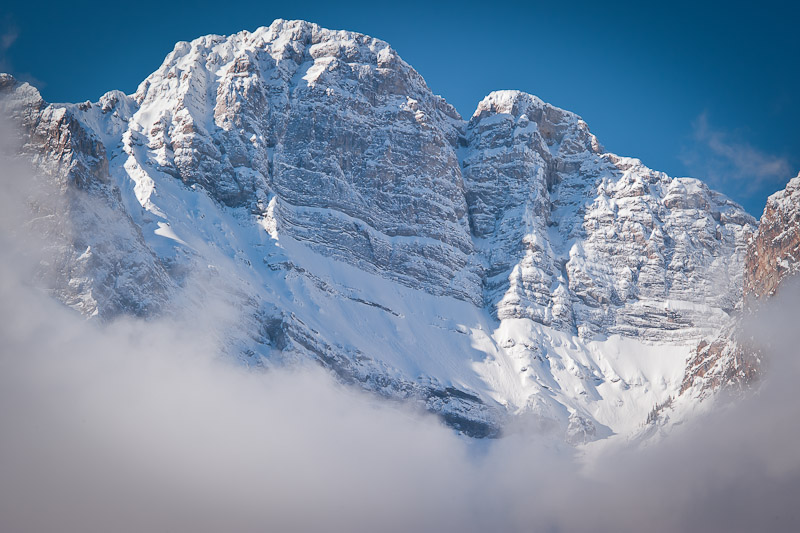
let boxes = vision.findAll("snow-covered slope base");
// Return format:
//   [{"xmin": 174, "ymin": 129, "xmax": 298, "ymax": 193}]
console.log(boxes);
[{"xmin": 0, "ymin": 19, "xmax": 760, "ymax": 441}]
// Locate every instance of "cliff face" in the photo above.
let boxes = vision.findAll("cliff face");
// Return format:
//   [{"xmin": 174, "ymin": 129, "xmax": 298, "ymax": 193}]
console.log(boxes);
[
  {"xmin": 744, "ymin": 173, "xmax": 800, "ymax": 300},
  {"xmin": 0, "ymin": 19, "xmax": 779, "ymax": 440},
  {"xmin": 463, "ymin": 90, "xmax": 754, "ymax": 341},
  {"xmin": 680, "ymin": 174, "xmax": 800, "ymax": 399},
  {"xmin": 126, "ymin": 20, "xmax": 480, "ymax": 304},
  {"xmin": 0, "ymin": 74, "xmax": 174, "ymax": 318}
]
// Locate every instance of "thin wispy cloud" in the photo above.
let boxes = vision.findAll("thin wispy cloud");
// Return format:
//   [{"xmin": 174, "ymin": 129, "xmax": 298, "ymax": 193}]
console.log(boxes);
[
  {"xmin": 1, "ymin": 26, "xmax": 18, "ymax": 52},
  {"xmin": 0, "ymin": 16, "xmax": 17, "ymax": 72},
  {"xmin": 0, "ymin": 20, "xmax": 43, "ymax": 90},
  {"xmin": 681, "ymin": 111, "xmax": 792, "ymax": 201}
]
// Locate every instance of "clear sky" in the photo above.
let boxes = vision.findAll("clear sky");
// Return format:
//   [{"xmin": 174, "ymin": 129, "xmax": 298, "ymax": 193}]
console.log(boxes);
[{"xmin": 1, "ymin": 0, "xmax": 797, "ymax": 215}]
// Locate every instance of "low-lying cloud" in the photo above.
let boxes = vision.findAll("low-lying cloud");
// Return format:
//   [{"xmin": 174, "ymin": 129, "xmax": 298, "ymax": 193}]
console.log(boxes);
[{"xmin": 1, "ymin": 119, "xmax": 800, "ymax": 533}]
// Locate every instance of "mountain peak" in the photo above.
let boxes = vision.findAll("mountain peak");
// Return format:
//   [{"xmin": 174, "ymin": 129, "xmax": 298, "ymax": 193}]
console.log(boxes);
[
  {"xmin": 0, "ymin": 73, "xmax": 43, "ymax": 106},
  {"xmin": 469, "ymin": 89, "xmax": 601, "ymax": 155},
  {"xmin": 473, "ymin": 90, "xmax": 567, "ymax": 119}
]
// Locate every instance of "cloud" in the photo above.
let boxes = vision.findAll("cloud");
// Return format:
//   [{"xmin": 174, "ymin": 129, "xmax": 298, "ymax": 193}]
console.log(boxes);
[
  {"xmin": 681, "ymin": 112, "xmax": 792, "ymax": 199},
  {"xmin": 3, "ymin": 256, "xmax": 800, "ymax": 533},
  {"xmin": 0, "ymin": 17, "xmax": 17, "ymax": 73},
  {"xmin": 1, "ymin": 116, "xmax": 800, "ymax": 532},
  {"xmin": 0, "ymin": 19, "xmax": 44, "ymax": 90},
  {"xmin": 1, "ymin": 26, "xmax": 18, "ymax": 52}
]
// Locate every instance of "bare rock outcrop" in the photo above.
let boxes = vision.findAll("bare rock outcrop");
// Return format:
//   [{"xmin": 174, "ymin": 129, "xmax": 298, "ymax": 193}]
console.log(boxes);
[{"xmin": 744, "ymin": 173, "xmax": 800, "ymax": 300}]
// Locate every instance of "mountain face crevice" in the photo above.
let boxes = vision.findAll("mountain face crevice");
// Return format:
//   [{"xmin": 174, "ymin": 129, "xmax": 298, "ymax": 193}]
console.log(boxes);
[{"xmin": 2, "ymin": 19, "xmax": 789, "ymax": 441}]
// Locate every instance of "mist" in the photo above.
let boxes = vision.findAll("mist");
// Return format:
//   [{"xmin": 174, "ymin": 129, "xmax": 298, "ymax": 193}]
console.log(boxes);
[{"xmin": 1, "ymin": 122, "xmax": 800, "ymax": 533}]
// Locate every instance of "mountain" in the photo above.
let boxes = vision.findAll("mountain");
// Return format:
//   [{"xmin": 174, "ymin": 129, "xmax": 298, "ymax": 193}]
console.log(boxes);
[{"xmin": 1, "ymin": 19, "xmax": 784, "ymax": 442}]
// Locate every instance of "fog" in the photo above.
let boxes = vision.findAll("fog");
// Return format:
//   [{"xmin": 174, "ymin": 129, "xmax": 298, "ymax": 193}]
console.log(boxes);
[{"xmin": 1, "ymin": 122, "xmax": 799, "ymax": 532}]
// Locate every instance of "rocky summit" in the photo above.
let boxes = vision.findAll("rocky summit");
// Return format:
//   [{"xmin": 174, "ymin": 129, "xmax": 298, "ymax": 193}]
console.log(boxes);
[{"xmin": 1, "ymin": 19, "xmax": 792, "ymax": 442}]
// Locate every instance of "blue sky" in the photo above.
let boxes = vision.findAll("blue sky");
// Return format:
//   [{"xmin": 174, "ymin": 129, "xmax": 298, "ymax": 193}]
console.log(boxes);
[{"xmin": 2, "ymin": 0, "xmax": 797, "ymax": 215}]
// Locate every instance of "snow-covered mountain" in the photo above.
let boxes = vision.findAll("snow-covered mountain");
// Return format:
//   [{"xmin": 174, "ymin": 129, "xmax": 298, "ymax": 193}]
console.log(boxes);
[{"xmin": 2, "ymin": 19, "xmax": 785, "ymax": 442}]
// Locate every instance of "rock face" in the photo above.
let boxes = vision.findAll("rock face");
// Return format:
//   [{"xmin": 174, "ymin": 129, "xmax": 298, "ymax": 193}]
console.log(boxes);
[
  {"xmin": 0, "ymin": 74, "xmax": 174, "ymax": 318},
  {"xmin": 128, "ymin": 20, "xmax": 480, "ymax": 303},
  {"xmin": 744, "ymin": 173, "xmax": 800, "ymax": 300},
  {"xmin": 679, "ymin": 323, "xmax": 759, "ymax": 397},
  {"xmin": 0, "ymin": 20, "xmax": 776, "ymax": 440},
  {"xmin": 679, "ymin": 174, "xmax": 800, "ymax": 399},
  {"xmin": 463, "ymin": 90, "xmax": 754, "ymax": 341}
]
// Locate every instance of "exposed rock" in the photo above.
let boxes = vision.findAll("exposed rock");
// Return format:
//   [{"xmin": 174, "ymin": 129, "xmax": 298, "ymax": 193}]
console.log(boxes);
[
  {"xmin": 463, "ymin": 90, "xmax": 755, "ymax": 341},
  {"xmin": 128, "ymin": 20, "xmax": 481, "ymax": 304},
  {"xmin": 744, "ymin": 173, "xmax": 800, "ymax": 300},
  {"xmin": 680, "ymin": 324, "xmax": 759, "ymax": 397},
  {"xmin": 680, "ymin": 174, "xmax": 800, "ymax": 399},
  {"xmin": 565, "ymin": 412, "xmax": 597, "ymax": 445},
  {"xmin": 0, "ymin": 74, "xmax": 174, "ymax": 319}
]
